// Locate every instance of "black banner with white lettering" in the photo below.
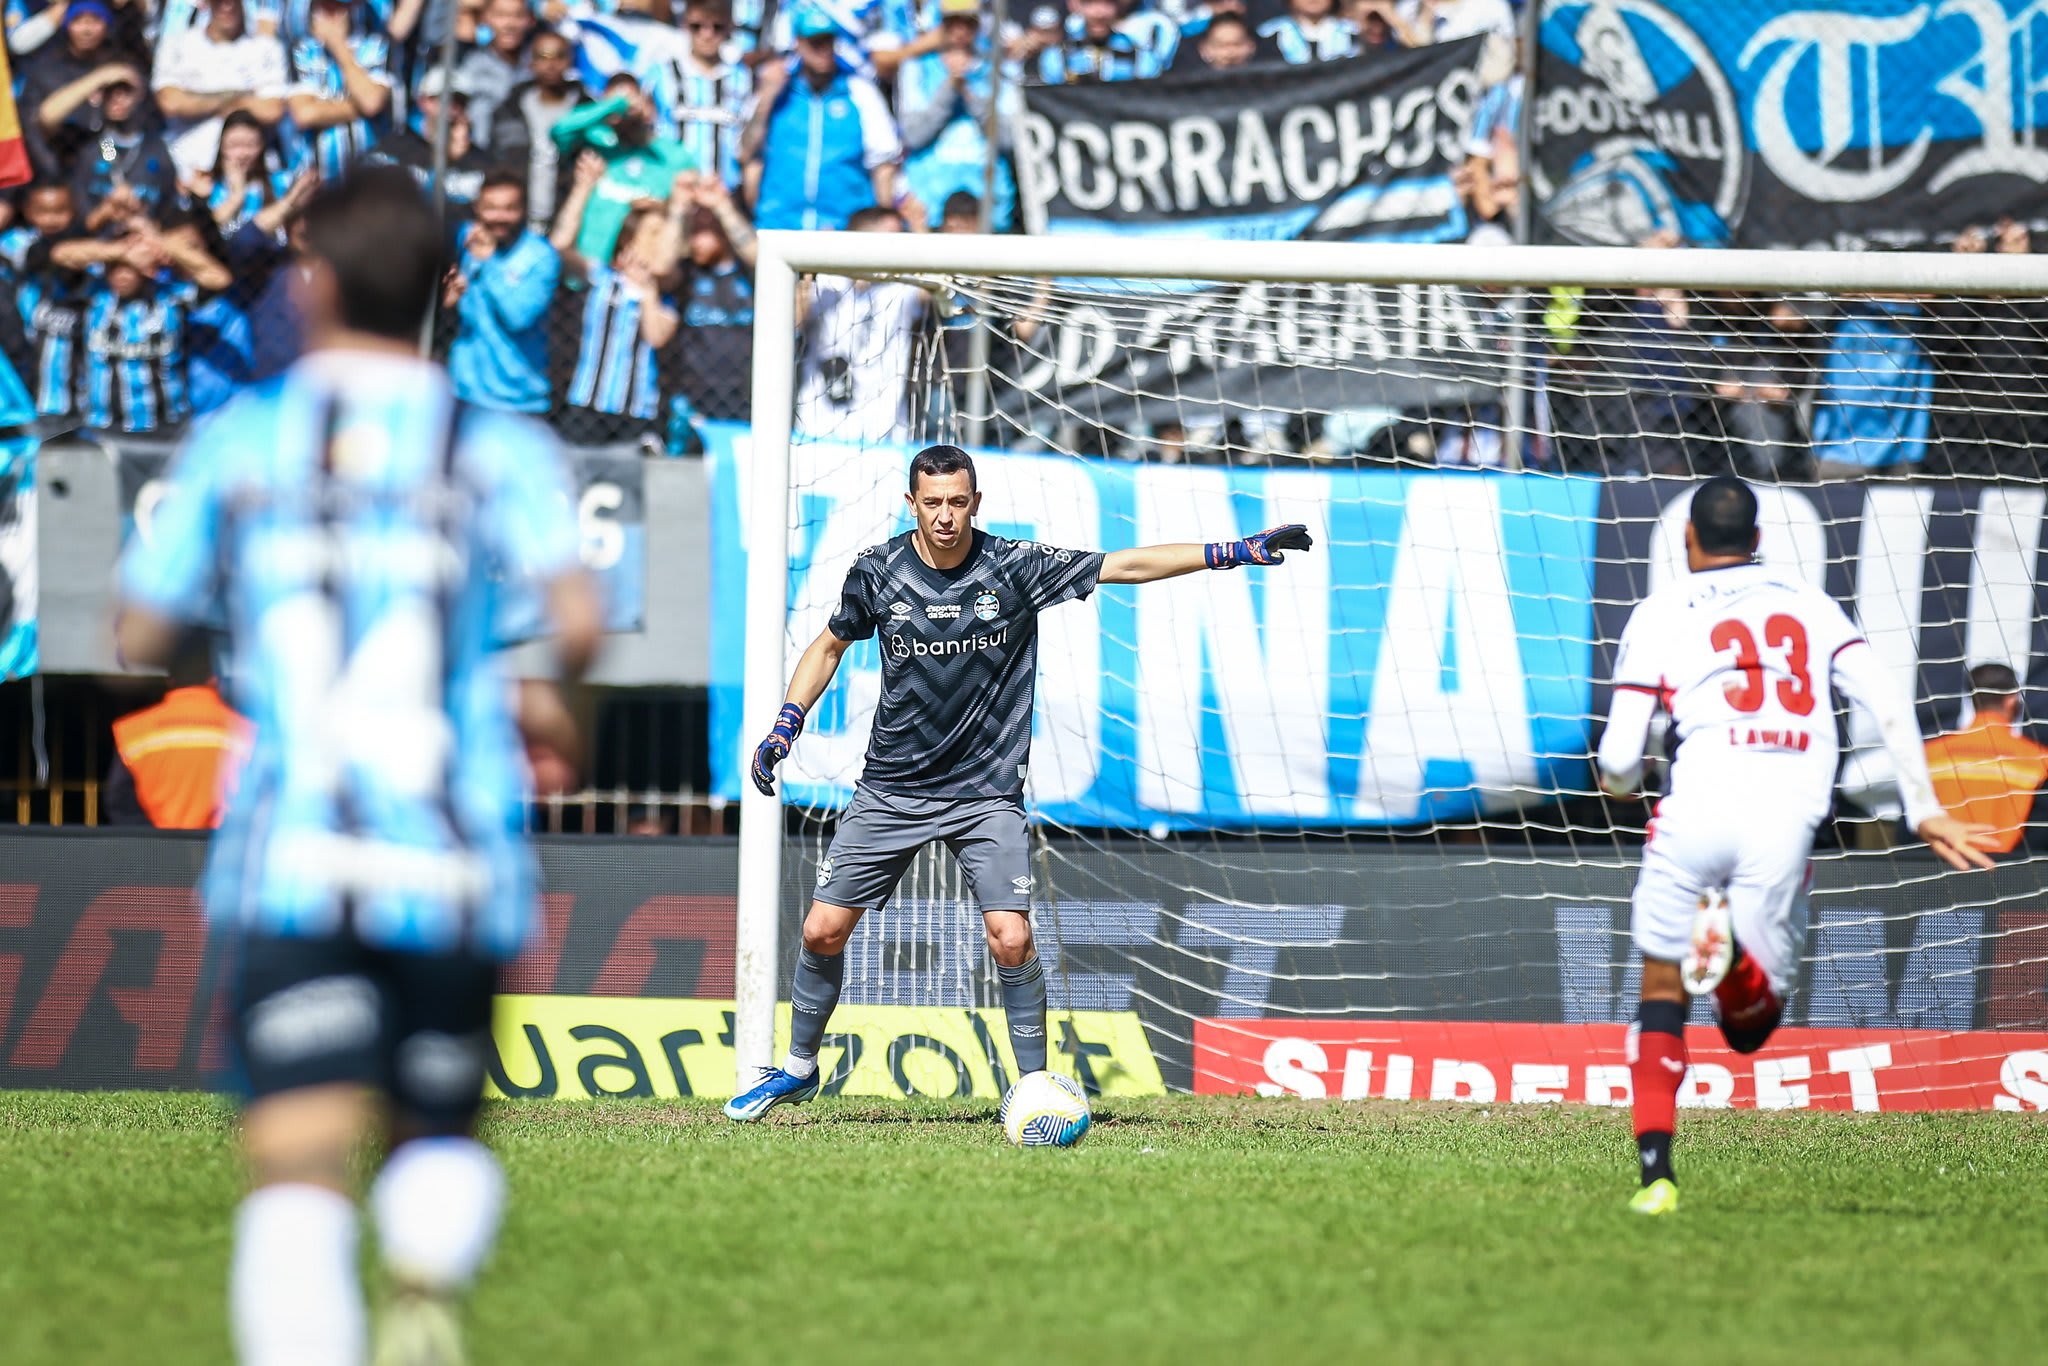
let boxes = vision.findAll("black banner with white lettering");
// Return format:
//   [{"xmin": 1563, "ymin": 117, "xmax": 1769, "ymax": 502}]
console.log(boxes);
[
  {"xmin": 1534, "ymin": 0, "xmax": 2048, "ymax": 250},
  {"xmin": 1016, "ymin": 38, "xmax": 1485, "ymax": 243}
]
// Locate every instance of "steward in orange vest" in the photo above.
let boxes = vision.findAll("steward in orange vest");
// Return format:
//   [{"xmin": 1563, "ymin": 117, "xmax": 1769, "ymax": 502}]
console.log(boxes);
[
  {"xmin": 1923, "ymin": 663, "xmax": 2048, "ymax": 857},
  {"xmin": 106, "ymin": 648, "xmax": 252, "ymax": 829}
]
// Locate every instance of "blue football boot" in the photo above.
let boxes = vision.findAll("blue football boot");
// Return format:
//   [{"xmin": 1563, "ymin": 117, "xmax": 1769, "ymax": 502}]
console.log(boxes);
[{"xmin": 724, "ymin": 1066, "xmax": 822, "ymax": 1122}]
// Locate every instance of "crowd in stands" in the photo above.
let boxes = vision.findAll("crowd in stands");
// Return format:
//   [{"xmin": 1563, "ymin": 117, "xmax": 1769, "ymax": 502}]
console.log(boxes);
[
  {"xmin": 2, "ymin": 0, "xmax": 2041, "ymax": 479},
  {"xmin": 0, "ymin": 0, "xmax": 1530, "ymax": 451}
]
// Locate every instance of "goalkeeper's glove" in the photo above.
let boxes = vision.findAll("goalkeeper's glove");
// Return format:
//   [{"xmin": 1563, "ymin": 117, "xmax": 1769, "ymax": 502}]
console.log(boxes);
[
  {"xmin": 751, "ymin": 702, "xmax": 806, "ymax": 796},
  {"xmin": 1206, "ymin": 524, "xmax": 1314, "ymax": 570}
]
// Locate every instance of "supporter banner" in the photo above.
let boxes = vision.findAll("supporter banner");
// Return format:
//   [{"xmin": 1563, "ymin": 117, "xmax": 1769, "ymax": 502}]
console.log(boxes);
[
  {"xmin": 1006, "ymin": 41, "xmax": 1503, "ymax": 426},
  {"xmin": 0, "ymin": 437, "xmax": 36, "ymax": 679},
  {"xmin": 713, "ymin": 453, "xmax": 2048, "ymax": 825},
  {"xmin": 115, "ymin": 441, "xmax": 647, "ymax": 633},
  {"xmin": 707, "ymin": 437, "xmax": 1602, "ymax": 829},
  {"xmin": 1, "ymin": 834, "xmax": 2044, "ymax": 1094},
  {"xmin": 1016, "ymin": 40, "xmax": 1485, "ymax": 243},
  {"xmin": 1192, "ymin": 1019, "xmax": 2048, "ymax": 1112},
  {"xmin": 487, "ymin": 997, "xmax": 1165, "ymax": 1101},
  {"xmin": 1534, "ymin": 0, "xmax": 2048, "ymax": 250}
]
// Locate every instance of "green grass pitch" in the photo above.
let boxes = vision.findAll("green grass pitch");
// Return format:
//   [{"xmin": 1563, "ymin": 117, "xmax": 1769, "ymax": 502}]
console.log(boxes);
[{"xmin": 3, "ymin": 1091, "xmax": 2043, "ymax": 1364}]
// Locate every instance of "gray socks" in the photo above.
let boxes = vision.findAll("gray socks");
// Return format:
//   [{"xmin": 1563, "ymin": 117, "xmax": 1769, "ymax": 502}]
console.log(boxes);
[
  {"xmin": 788, "ymin": 947, "xmax": 845, "ymax": 1065},
  {"xmin": 996, "ymin": 956, "xmax": 1048, "ymax": 1074}
]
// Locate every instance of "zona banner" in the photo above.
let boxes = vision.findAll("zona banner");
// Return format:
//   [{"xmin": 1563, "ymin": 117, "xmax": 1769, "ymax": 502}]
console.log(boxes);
[
  {"xmin": 713, "ymin": 434, "xmax": 2048, "ymax": 828},
  {"xmin": 1534, "ymin": 0, "xmax": 2048, "ymax": 250},
  {"xmin": 708, "ymin": 434, "xmax": 1600, "ymax": 828}
]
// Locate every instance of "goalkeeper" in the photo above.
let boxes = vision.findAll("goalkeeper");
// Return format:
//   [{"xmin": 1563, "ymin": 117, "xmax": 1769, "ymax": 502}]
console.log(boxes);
[{"xmin": 729, "ymin": 444, "xmax": 1312, "ymax": 1120}]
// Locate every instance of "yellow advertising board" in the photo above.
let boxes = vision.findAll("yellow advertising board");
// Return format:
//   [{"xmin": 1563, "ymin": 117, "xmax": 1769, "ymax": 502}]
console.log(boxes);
[{"xmin": 487, "ymin": 996, "xmax": 1166, "ymax": 1100}]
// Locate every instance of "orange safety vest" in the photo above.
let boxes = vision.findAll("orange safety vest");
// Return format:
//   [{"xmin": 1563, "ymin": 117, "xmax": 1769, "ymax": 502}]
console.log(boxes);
[
  {"xmin": 110, "ymin": 686, "xmax": 254, "ymax": 830},
  {"xmin": 1923, "ymin": 714, "xmax": 2048, "ymax": 855}
]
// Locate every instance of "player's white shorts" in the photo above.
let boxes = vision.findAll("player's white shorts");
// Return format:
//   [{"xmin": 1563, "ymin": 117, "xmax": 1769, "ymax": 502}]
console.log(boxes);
[{"xmin": 1632, "ymin": 798, "xmax": 1818, "ymax": 994}]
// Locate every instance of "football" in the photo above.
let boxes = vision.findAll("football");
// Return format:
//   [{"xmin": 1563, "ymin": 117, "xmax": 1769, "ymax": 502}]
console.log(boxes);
[{"xmin": 999, "ymin": 1071, "xmax": 1091, "ymax": 1148}]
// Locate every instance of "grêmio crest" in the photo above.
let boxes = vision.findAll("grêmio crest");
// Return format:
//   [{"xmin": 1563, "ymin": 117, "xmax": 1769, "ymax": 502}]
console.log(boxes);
[
  {"xmin": 1534, "ymin": 0, "xmax": 2048, "ymax": 250},
  {"xmin": 1533, "ymin": 0, "xmax": 1748, "ymax": 247}
]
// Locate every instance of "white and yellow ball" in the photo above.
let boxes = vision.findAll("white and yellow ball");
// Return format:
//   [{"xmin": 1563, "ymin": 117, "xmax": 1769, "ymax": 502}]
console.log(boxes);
[{"xmin": 999, "ymin": 1071, "xmax": 1091, "ymax": 1148}]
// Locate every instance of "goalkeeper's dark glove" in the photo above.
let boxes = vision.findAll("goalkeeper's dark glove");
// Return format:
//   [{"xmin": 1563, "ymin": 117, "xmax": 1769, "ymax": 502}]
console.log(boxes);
[
  {"xmin": 1206, "ymin": 524, "xmax": 1314, "ymax": 570},
  {"xmin": 751, "ymin": 702, "xmax": 806, "ymax": 796}
]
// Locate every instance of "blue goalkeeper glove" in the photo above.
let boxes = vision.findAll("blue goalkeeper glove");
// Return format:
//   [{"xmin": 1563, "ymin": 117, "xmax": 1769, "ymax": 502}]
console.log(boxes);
[
  {"xmin": 751, "ymin": 702, "xmax": 806, "ymax": 796},
  {"xmin": 1206, "ymin": 524, "xmax": 1314, "ymax": 570}
]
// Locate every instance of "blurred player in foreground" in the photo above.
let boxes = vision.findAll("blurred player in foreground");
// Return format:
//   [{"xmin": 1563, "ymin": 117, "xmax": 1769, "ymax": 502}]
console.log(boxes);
[
  {"xmin": 1596, "ymin": 476, "xmax": 1994, "ymax": 1216},
  {"xmin": 735, "ymin": 444, "xmax": 1312, "ymax": 1121},
  {"xmin": 116, "ymin": 166, "xmax": 602, "ymax": 1366}
]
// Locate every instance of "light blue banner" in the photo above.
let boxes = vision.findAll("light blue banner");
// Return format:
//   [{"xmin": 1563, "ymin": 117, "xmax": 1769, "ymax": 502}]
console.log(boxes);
[
  {"xmin": 0, "ymin": 437, "xmax": 37, "ymax": 681},
  {"xmin": 707, "ymin": 427, "xmax": 1603, "ymax": 830},
  {"xmin": 1536, "ymin": 0, "xmax": 2048, "ymax": 249}
]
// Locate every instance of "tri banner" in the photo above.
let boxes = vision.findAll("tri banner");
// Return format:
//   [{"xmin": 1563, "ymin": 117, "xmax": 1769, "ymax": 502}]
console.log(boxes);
[
  {"xmin": 710, "ymin": 438, "xmax": 2048, "ymax": 828},
  {"xmin": 1534, "ymin": 0, "xmax": 2048, "ymax": 249},
  {"xmin": 1015, "ymin": 39, "xmax": 1487, "ymax": 244}
]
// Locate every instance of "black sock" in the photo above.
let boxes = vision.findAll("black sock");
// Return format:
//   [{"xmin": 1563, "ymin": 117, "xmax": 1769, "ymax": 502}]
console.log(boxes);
[
  {"xmin": 1637, "ymin": 1131, "xmax": 1674, "ymax": 1187},
  {"xmin": 1635, "ymin": 998, "xmax": 1685, "ymax": 1187}
]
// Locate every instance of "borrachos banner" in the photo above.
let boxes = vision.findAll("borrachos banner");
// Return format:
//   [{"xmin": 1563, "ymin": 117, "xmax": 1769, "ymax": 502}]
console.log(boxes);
[
  {"xmin": 1534, "ymin": 0, "xmax": 2048, "ymax": 250},
  {"xmin": 1193, "ymin": 1019, "xmax": 2048, "ymax": 1112},
  {"xmin": 999, "ymin": 40, "xmax": 1508, "ymax": 431},
  {"xmin": 1015, "ymin": 38, "xmax": 1487, "ymax": 243},
  {"xmin": 707, "ymin": 428, "xmax": 1601, "ymax": 828}
]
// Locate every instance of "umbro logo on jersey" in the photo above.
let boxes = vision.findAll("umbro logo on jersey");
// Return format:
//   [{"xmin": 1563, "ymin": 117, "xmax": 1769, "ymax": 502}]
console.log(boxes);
[
  {"xmin": 889, "ymin": 601, "xmax": 913, "ymax": 619},
  {"xmin": 974, "ymin": 591, "xmax": 1001, "ymax": 622},
  {"xmin": 1011, "ymin": 875, "xmax": 1032, "ymax": 895}
]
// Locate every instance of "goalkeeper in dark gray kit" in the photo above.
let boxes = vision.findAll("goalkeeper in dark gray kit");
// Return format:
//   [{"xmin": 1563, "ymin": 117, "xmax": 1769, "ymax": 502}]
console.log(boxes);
[{"xmin": 728, "ymin": 443, "xmax": 1313, "ymax": 1120}]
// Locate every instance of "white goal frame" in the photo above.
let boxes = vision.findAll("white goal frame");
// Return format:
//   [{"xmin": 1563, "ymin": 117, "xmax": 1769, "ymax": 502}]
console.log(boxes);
[{"xmin": 735, "ymin": 228, "xmax": 2048, "ymax": 1087}]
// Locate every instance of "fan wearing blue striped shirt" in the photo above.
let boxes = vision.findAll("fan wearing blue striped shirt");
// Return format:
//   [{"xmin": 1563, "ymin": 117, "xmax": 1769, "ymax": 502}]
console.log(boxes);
[
  {"xmin": 550, "ymin": 150, "xmax": 684, "ymax": 444},
  {"xmin": 115, "ymin": 165, "xmax": 602, "ymax": 1366}
]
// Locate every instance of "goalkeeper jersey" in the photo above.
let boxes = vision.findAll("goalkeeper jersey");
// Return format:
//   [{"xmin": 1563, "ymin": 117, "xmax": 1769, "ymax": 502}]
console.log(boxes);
[
  {"xmin": 117, "ymin": 350, "xmax": 581, "ymax": 960},
  {"xmin": 828, "ymin": 529, "xmax": 1103, "ymax": 799}
]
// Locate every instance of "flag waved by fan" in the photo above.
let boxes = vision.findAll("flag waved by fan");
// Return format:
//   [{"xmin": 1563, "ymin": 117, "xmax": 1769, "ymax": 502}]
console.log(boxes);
[{"xmin": 0, "ymin": 42, "xmax": 30, "ymax": 189}]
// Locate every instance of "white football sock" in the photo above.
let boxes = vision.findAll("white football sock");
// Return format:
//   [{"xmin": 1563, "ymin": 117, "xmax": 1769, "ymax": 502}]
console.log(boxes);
[
  {"xmin": 370, "ymin": 1137, "xmax": 506, "ymax": 1291},
  {"xmin": 781, "ymin": 1051, "xmax": 819, "ymax": 1079},
  {"xmin": 231, "ymin": 1183, "xmax": 364, "ymax": 1366}
]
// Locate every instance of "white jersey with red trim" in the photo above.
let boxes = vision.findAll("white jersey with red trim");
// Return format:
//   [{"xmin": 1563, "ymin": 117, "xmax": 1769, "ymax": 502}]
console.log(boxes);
[{"xmin": 1608, "ymin": 563, "xmax": 1864, "ymax": 824}]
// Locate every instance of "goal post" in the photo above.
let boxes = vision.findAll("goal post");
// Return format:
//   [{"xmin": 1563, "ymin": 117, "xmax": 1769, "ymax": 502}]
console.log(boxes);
[{"xmin": 736, "ymin": 228, "xmax": 2048, "ymax": 1104}]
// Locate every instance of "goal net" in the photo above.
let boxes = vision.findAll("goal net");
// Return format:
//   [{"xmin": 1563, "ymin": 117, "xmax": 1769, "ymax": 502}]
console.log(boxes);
[{"xmin": 729, "ymin": 232, "xmax": 2048, "ymax": 1114}]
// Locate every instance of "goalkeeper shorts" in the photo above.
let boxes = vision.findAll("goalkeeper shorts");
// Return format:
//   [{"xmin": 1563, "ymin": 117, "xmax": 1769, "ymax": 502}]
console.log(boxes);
[{"xmin": 812, "ymin": 787, "xmax": 1033, "ymax": 914}]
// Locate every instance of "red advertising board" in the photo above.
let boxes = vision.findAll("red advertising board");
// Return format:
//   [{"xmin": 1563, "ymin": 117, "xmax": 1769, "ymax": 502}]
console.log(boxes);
[{"xmin": 1193, "ymin": 1019, "xmax": 2048, "ymax": 1113}]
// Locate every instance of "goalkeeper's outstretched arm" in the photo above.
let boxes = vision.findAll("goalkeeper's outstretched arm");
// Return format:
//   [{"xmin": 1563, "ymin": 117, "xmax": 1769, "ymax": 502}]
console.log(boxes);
[
  {"xmin": 1101, "ymin": 524, "xmax": 1314, "ymax": 584},
  {"xmin": 751, "ymin": 627, "xmax": 853, "ymax": 796}
]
